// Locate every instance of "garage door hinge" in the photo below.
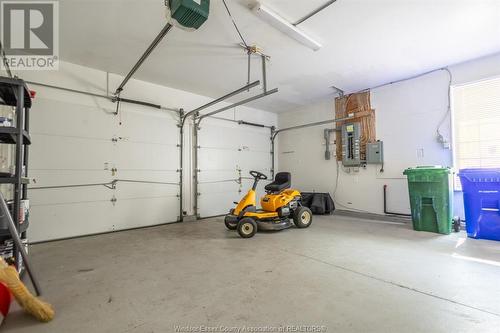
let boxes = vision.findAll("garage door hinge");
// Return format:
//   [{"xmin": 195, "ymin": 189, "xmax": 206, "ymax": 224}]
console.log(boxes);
[{"xmin": 110, "ymin": 195, "xmax": 117, "ymax": 205}]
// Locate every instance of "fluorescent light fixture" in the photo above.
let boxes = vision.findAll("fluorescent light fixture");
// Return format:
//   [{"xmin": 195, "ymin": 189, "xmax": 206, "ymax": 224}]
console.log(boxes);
[{"xmin": 252, "ymin": 2, "xmax": 322, "ymax": 51}]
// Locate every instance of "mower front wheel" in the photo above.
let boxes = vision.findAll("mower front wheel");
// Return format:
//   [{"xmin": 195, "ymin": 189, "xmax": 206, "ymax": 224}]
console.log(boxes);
[
  {"xmin": 224, "ymin": 216, "xmax": 237, "ymax": 230},
  {"xmin": 293, "ymin": 207, "xmax": 313, "ymax": 228},
  {"xmin": 237, "ymin": 218, "xmax": 257, "ymax": 238}
]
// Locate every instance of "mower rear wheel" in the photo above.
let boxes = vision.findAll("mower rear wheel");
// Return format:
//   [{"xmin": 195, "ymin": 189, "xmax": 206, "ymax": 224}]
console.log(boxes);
[
  {"xmin": 293, "ymin": 207, "xmax": 313, "ymax": 228},
  {"xmin": 224, "ymin": 216, "xmax": 237, "ymax": 230},
  {"xmin": 237, "ymin": 218, "xmax": 257, "ymax": 238}
]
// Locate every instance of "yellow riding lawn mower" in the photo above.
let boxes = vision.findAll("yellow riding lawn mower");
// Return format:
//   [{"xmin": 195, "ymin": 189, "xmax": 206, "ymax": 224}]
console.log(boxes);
[{"xmin": 224, "ymin": 171, "xmax": 313, "ymax": 238}]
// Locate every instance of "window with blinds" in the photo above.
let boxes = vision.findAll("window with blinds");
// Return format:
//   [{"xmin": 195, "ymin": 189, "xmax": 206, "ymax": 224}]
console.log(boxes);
[{"xmin": 453, "ymin": 76, "xmax": 500, "ymax": 189}]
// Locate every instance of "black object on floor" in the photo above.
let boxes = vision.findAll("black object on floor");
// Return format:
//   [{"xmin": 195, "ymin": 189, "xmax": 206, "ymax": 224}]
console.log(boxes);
[{"xmin": 301, "ymin": 192, "xmax": 335, "ymax": 214}]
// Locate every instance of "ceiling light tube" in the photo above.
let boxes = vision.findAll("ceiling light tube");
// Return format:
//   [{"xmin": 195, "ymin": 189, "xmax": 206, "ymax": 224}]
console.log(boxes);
[{"xmin": 252, "ymin": 2, "xmax": 322, "ymax": 51}]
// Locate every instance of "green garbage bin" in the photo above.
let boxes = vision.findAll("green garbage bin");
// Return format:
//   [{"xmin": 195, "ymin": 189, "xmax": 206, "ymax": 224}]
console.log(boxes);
[{"xmin": 403, "ymin": 166, "xmax": 453, "ymax": 234}]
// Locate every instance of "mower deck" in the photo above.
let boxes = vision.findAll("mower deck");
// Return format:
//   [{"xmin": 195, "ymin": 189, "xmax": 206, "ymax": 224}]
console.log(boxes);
[
  {"xmin": 224, "ymin": 214, "xmax": 293, "ymax": 231},
  {"xmin": 256, "ymin": 218, "xmax": 293, "ymax": 231}
]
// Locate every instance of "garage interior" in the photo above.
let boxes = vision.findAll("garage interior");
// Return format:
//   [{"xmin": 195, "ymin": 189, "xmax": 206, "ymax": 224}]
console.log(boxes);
[{"xmin": 0, "ymin": 0, "xmax": 500, "ymax": 332}]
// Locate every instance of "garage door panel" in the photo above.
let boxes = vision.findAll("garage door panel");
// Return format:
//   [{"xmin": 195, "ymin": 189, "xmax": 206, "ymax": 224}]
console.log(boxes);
[
  {"xmin": 198, "ymin": 151, "xmax": 271, "ymax": 175},
  {"xmin": 199, "ymin": 181, "xmax": 242, "ymax": 217},
  {"xmin": 199, "ymin": 119, "xmax": 270, "ymax": 148},
  {"xmin": 29, "ymin": 186, "xmax": 111, "ymax": 206},
  {"xmin": 30, "ymin": 134, "xmax": 114, "ymax": 170},
  {"xmin": 115, "ymin": 170, "xmax": 179, "ymax": 184},
  {"xmin": 238, "ymin": 169, "xmax": 271, "ymax": 180},
  {"xmin": 199, "ymin": 179, "xmax": 266, "ymax": 197},
  {"xmin": 111, "ymin": 196, "xmax": 178, "ymax": 230},
  {"xmin": 198, "ymin": 118, "xmax": 271, "ymax": 217},
  {"xmin": 113, "ymin": 141, "xmax": 179, "ymax": 171},
  {"xmin": 198, "ymin": 148, "xmax": 240, "ymax": 171},
  {"xmin": 237, "ymin": 152, "xmax": 272, "ymax": 173},
  {"xmin": 117, "ymin": 106, "xmax": 179, "ymax": 144},
  {"xmin": 29, "ymin": 169, "xmax": 179, "ymax": 205},
  {"xmin": 198, "ymin": 136, "xmax": 270, "ymax": 153},
  {"xmin": 198, "ymin": 191, "xmax": 242, "ymax": 217},
  {"xmin": 198, "ymin": 169, "xmax": 239, "ymax": 183},
  {"xmin": 29, "ymin": 196, "xmax": 178, "ymax": 242},
  {"xmin": 198, "ymin": 181, "xmax": 240, "ymax": 194},
  {"xmin": 29, "ymin": 181, "xmax": 178, "ymax": 206},
  {"xmin": 29, "ymin": 169, "xmax": 110, "ymax": 187},
  {"xmin": 31, "ymin": 98, "xmax": 116, "ymax": 139},
  {"xmin": 114, "ymin": 182, "xmax": 179, "ymax": 199},
  {"xmin": 29, "ymin": 200, "xmax": 117, "ymax": 242}
]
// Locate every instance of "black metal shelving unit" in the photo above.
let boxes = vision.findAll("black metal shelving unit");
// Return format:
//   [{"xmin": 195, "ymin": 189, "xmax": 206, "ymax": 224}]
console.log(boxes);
[{"xmin": 0, "ymin": 76, "xmax": 32, "ymax": 271}]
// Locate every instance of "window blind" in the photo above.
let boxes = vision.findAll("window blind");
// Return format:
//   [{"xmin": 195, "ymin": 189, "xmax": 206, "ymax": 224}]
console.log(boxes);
[{"xmin": 453, "ymin": 76, "xmax": 500, "ymax": 189}]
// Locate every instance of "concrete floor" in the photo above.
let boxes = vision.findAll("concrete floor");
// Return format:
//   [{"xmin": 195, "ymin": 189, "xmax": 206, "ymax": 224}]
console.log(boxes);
[{"xmin": 3, "ymin": 215, "xmax": 500, "ymax": 332}]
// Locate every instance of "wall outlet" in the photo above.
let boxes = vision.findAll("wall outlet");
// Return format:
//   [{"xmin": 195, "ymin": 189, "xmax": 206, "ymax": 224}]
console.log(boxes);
[{"xmin": 437, "ymin": 133, "xmax": 451, "ymax": 149}]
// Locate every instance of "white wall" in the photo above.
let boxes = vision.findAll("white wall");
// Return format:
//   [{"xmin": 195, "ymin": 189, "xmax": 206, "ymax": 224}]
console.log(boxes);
[
  {"xmin": 278, "ymin": 53, "xmax": 500, "ymax": 218},
  {"xmin": 18, "ymin": 61, "xmax": 276, "ymax": 242}
]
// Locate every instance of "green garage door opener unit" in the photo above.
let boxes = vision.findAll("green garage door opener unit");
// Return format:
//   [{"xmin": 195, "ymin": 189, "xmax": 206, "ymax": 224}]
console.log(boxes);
[{"xmin": 167, "ymin": 0, "xmax": 210, "ymax": 31}]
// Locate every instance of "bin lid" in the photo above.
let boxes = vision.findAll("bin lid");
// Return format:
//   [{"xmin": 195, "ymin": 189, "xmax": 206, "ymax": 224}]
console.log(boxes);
[
  {"xmin": 458, "ymin": 168, "xmax": 500, "ymax": 174},
  {"xmin": 458, "ymin": 168, "xmax": 500, "ymax": 179},
  {"xmin": 403, "ymin": 166, "xmax": 451, "ymax": 175}
]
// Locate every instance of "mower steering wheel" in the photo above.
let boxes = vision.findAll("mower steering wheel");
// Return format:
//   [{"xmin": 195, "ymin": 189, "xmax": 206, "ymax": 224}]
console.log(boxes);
[{"xmin": 249, "ymin": 170, "xmax": 268, "ymax": 180}]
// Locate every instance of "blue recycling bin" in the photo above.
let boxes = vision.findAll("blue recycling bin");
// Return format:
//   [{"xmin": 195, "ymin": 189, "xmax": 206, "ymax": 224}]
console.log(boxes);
[{"xmin": 458, "ymin": 168, "xmax": 500, "ymax": 241}]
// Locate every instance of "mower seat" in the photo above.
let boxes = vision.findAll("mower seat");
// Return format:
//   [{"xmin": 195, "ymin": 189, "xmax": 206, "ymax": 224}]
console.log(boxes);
[{"xmin": 265, "ymin": 172, "xmax": 291, "ymax": 193}]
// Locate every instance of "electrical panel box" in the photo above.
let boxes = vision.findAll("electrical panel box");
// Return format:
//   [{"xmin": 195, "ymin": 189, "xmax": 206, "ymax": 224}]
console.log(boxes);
[
  {"xmin": 341, "ymin": 122, "xmax": 361, "ymax": 166},
  {"xmin": 366, "ymin": 141, "xmax": 384, "ymax": 164}
]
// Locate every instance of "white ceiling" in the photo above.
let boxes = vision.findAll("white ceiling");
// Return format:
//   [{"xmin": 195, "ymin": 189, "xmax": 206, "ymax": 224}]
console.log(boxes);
[{"xmin": 59, "ymin": 0, "xmax": 500, "ymax": 113}]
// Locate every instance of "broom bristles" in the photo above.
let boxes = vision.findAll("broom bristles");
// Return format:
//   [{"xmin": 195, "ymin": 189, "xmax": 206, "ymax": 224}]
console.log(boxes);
[{"xmin": 0, "ymin": 258, "xmax": 54, "ymax": 322}]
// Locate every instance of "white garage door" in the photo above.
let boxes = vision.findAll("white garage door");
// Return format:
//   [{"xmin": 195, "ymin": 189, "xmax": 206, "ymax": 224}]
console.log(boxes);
[
  {"xmin": 196, "ymin": 117, "xmax": 272, "ymax": 218},
  {"xmin": 28, "ymin": 97, "xmax": 180, "ymax": 242}
]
